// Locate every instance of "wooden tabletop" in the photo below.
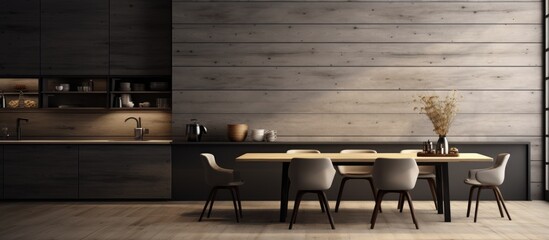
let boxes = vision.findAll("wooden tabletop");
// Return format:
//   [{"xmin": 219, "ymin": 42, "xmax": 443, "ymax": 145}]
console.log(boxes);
[{"xmin": 236, "ymin": 153, "xmax": 493, "ymax": 163}]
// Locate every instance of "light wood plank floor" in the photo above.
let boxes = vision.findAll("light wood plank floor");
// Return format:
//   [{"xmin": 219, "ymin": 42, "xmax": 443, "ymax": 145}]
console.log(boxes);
[{"xmin": 0, "ymin": 201, "xmax": 548, "ymax": 240}]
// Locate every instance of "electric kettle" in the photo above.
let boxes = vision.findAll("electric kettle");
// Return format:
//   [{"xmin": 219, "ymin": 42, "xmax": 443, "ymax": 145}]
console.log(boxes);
[{"xmin": 186, "ymin": 119, "xmax": 207, "ymax": 142}]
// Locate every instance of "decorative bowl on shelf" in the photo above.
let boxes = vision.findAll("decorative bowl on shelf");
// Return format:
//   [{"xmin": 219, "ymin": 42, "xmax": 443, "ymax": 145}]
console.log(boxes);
[{"xmin": 227, "ymin": 124, "xmax": 248, "ymax": 142}]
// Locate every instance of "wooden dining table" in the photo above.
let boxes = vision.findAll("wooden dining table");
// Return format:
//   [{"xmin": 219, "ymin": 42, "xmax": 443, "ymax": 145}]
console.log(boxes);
[{"xmin": 236, "ymin": 152, "xmax": 493, "ymax": 223}]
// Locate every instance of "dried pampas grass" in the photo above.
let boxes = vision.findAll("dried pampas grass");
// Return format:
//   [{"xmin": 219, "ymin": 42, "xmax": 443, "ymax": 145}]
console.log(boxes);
[{"xmin": 414, "ymin": 91, "xmax": 460, "ymax": 136}]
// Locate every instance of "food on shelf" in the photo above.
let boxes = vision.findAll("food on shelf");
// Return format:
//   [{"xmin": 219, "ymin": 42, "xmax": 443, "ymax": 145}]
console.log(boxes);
[{"xmin": 7, "ymin": 99, "xmax": 38, "ymax": 108}]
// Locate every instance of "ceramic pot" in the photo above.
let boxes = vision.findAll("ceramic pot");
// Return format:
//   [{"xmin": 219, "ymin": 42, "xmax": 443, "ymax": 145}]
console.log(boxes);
[
  {"xmin": 228, "ymin": 124, "xmax": 248, "ymax": 142},
  {"xmin": 251, "ymin": 129, "xmax": 265, "ymax": 142},
  {"xmin": 265, "ymin": 130, "xmax": 277, "ymax": 142}
]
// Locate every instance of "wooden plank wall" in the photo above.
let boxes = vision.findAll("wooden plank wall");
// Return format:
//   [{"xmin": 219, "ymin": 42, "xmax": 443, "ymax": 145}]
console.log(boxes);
[{"xmin": 172, "ymin": 0, "xmax": 543, "ymax": 198}]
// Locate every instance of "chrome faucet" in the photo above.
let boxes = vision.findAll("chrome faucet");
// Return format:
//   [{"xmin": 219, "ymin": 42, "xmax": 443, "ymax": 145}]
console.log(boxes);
[
  {"xmin": 16, "ymin": 118, "xmax": 29, "ymax": 140},
  {"xmin": 124, "ymin": 117, "xmax": 149, "ymax": 140}
]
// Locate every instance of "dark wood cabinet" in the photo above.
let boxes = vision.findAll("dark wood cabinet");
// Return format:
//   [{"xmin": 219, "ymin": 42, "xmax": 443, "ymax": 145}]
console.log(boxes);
[
  {"xmin": 79, "ymin": 145, "xmax": 171, "ymax": 199},
  {"xmin": 0, "ymin": 145, "xmax": 3, "ymax": 199},
  {"xmin": 109, "ymin": 0, "xmax": 171, "ymax": 75},
  {"xmin": 3, "ymin": 145, "xmax": 78, "ymax": 199},
  {"xmin": 0, "ymin": 0, "xmax": 40, "ymax": 76},
  {"xmin": 41, "ymin": 0, "xmax": 109, "ymax": 75}
]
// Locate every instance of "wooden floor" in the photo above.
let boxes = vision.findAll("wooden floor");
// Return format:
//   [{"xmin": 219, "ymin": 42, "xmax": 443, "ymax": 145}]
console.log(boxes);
[{"xmin": 0, "ymin": 200, "xmax": 548, "ymax": 240}]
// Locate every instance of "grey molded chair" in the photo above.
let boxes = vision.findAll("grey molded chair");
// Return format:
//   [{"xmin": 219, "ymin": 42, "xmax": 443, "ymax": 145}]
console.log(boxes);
[
  {"xmin": 371, "ymin": 158, "xmax": 419, "ymax": 229},
  {"xmin": 286, "ymin": 149, "xmax": 326, "ymax": 212},
  {"xmin": 199, "ymin": 153, "xmax": 244, "ymax": 222},
  {"xmin": 399, "ymin": 149, "xmax": 438, "ymax": 211},
  {"xmin": 335, "ymin": 149, "xmax": 378, "ymax": 212},
  {"xmin": 288, "ymin": 157, "xmax": 336, "ymax": 230},
  {"xmin": 465, "ymin": 153, "xmax": 511, "ymax": 222}
]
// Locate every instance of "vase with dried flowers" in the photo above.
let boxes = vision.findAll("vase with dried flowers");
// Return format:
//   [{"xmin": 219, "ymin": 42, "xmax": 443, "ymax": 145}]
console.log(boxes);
[{"xmin": 414, "ymin": 91, "xmax": 459, "ymax": 154}]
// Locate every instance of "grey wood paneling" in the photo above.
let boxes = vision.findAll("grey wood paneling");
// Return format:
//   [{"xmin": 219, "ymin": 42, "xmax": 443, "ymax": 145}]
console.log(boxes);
[
  {"xmin": 0, "ymin": 112, "xmax": 171, "ymax": 138},
  {"xmin": 173, "ymin": 90, "xmax": 541, "ymax": 114},
  {"xmin": 173, "ymin": 67, "xmax": 541, "ymax": 90},
  {"xmin": 173, "ymin": 2, "xmax": 540, "ymax": 24},
  {"xmin": 3, "ymin": 145, "xmax": 78, "ymax": 199},
  {"xmin": 110, "ymin": 0, "xmax": 171, "ymax": 75},
  {"xmin": 172, "ymin": 0, "xmax": 543, "ymax": 198},
  {"xmin": 173, "ymin": 43, "xmax": 540, "ymax": 67},
  {"xmin": 0, "ymin": 0, "xmax": 40, "ymax": 76},
  {"xmin": 173, "ymin": 24, "xmax": 541, "ymax": 43},
  {"xmin": 41, "ymin": 0, "xmax": 109, "ymax": 75},
  {"xmin": 79, "ymin": 145, "xmax": 171, "ymax": 199}
]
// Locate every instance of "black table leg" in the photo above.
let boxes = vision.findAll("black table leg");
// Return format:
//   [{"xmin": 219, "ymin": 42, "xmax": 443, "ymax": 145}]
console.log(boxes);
[
  {"xmin": 280, "ymin": 162, "xmax": 290, "ymax": 222},
  {"xmin": 442, "ymin": 162, "xmax": 451, "ymax": 222},
  {"xmin": 435, "ymin": 163, "xmax": 444, "ymax": 215}
]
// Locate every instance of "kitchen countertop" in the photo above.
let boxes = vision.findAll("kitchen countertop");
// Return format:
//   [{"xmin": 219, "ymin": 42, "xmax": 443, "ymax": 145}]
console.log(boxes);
[{"xmin": 0, "ymin": 140, "xmax": 172, "ymax": 144}]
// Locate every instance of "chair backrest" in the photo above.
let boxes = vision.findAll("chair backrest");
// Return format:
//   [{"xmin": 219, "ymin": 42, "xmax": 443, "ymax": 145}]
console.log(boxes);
[
  {"xmin": 338, "ymin": 149, "xmax": 377, "ymax": 173},
  {"xmin": 286, "ymin": 149, "xmax": 321, "ymax": 154},
  {"xmin": 400, "ymin": 149, "xmax": 435, "ymax": 174},
  {"xmin": 477, "ymin": 153, "xmax": 510, "ymax": 185},
  {"xmin": 200, "ymin": 153, "xmax": 231, "ymax": 186},
  {"xmin": 373, "ymin": 158, "xmax": 419, "ymax": 191},
  {"xmin": 289, "ymin": 158, "xmax": 336, "ymax": 191}
]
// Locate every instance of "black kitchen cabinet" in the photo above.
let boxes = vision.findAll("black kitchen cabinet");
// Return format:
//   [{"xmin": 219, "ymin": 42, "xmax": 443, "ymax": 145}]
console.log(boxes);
[
  {"xmin": 0, "ymin": 0, "xmax": 40, "ymax": 76},
  {"xmin": 0, "ymin": 145, "xmax": 4, "ymax": 199},
  {"xmin": 79, "ymin": 145, "xmax": 171, "ymax": 199},
  {"xmin": 41, "ymin": 0, "xmax": 109, "ymax": 75},
  {"xmin": 3, "ymin": 145, "xmax": 79, "ymax": 199},
  {"xmin": 109, "ymin": 0, "xmax": 171, "ymax": 75}
]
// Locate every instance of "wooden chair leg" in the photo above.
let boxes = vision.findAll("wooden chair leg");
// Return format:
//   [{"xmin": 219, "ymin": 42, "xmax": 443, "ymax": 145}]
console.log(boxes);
[
  {"xmin": 404, "ymin": 191, "xmax": 419, "ymax": 229},
  {"xmin": 427, "ymin": 178, "xmax": 438, "ymax": 210},
  {"xmin": 229, "ymin": 187, "xmax": 240, "ymax": 223},
  {"xmin": 335, "ymin": 177, "xmax": 349, "ymax": 212},
  {"xmin": 495, "ymin": 186, "xmax": 512, "ymax": 221},
  {"xmin": 370, "ymin": 190, "xmax": 385, "ymax": 229},
  {"xmin": 367, "ymin": 178, "xmax": 382, "ymax": 213},
  {"xmin": 398, "ymin": 193, "xmax": 404, "ymax": 212},
  {"xmin": 474, "ymin": 187, "xmax": 482, "ymax": 222},
  {"xmin": 199, "ymin": 188, "xmax": 215, "ymax": 222},
  {"xmin": 492, "ymin": 187, "xmax": 504, "ymax": 218},
  {"xmin": 289, "ymin": 191, "xmax": 304, "ymax": 229},
  {"xmin": 466, "ymin": 186, "xmax": 476, "ymax": 218},
  {"xmin": 320, "ymin": 191, "xmax": 336, "ymax": 229},
  {"xmin": 207, "ymin": 187, "xmax": 218, "ymax": 218},
  {"xmin": 234, "ymin": 187, "xmax": 243, "ymax": 218}
]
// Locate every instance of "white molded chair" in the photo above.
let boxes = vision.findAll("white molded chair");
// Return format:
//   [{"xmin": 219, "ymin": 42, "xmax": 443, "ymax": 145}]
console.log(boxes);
[
  {"xmin": 286, "ymin": 149, "xmax": 321, "ymax": 154},
  {"xmin": 371, "ymin": 158, "xmax": 419, "ymax": 229},
  {"xmin": 335, "ymin": 149, "xmax": 378, "ymax": 212},
  {"xmin": 465, "ymin": 153, "xmax": 511, "ymax": 222},
  {"xmin": 199, "ymin": 153, "xmax": 244, "ymax": 222},
  {"xmin": 288, "ymin": 157, "xmax": 336, "ymax": 230},
  {"xmin": 400, "ymin": 149, "xmax": 438, "ymax": 211}
]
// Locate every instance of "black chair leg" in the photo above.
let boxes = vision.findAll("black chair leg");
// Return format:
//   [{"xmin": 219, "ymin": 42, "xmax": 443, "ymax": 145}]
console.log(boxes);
[
  {"xmin": 466, "ymin": 186, "xmax": 476, "ymax": 218},
  {"xmin": 199, "ymin": 188, "xmax": 215, "ymax": 222},
  {"xmin": 335, "ymin": 177, "xmax": 349, "ymax": 212},
  {"xmin": 234, "ymin": 186, "xmax": 243, "ymax": 218},
  {"xmin": 370, "ymin": 190, "xmax": 385, "ymax": 229},
  {"xmin": 319, "ymin": 191, "xmax": 335, "ymax": 229},
  {"xmin": 289, "ymin": 191, "xmax": 304, "ymax": 229},
  {"xmin": 474, "ymin": 187, "xmax": 482, "ymax": 222},
  {"xmin": 404, "ymin": 191, "xmax": 419, "ymax": 229},
  {"xmin": 492, "ymin": 187, "xmax": 504, "ymax": 218},
  {"xmin": 495, "ymin": 187, "xmax": 512, "ymax": 221},
  {"xmin": 319, "ymin": 198, "xmax": 326, "ymax": 213},
  {"xmin": 229, "ymin": 187, "xmax": 240, "ymax": 223},
  {"xmin": 398, "ymin": 193, "xmax": 404, "ymax": 212},
  {"xmin": 207, "ymin": 187, "xmax": 218, "ymax": 218},
  {"xmin": 427, "ymin": 178, "xmax": 438, "ymax": 210}
]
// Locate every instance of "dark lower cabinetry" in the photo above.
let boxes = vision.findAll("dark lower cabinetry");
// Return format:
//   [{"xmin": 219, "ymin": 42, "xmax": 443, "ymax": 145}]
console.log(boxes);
[
  {"xmin": 79, "ymin": 145, "xmax": 171, "ymax": 199},
  {"xmin": 0, "ymin": 145, "xmax": 3, "ymax": 199},
  {"xmin": 4, "ymin": 145, "xmax": 78, "ymax": 199}
]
